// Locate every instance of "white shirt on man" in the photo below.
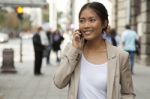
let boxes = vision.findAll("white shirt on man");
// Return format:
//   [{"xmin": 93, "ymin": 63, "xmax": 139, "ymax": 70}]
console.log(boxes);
[
  {"xmin": 39, "ymin": 31, "xmax": 49, "ymax": 46},
  {"xmin": 122, "ymin": 29, "xmax": 138, "ymax": 51}
]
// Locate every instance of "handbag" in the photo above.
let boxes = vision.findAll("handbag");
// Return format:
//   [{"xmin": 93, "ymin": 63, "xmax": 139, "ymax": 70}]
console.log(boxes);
[{"xmin": 135, "ymin": 39, "xmax": 140, "ymax": 55}]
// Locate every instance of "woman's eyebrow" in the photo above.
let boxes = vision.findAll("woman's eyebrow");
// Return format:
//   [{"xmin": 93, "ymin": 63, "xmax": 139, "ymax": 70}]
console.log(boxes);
[
  {"xmin": 79, "ymin": 17, "xmax": 85, "ymax": 19},
  {"xmin": 80, "ymin": 16, "xmax": 96, "ymax": 19}
]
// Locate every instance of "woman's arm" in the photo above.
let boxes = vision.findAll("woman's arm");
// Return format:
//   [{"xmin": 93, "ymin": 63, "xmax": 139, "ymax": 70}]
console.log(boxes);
[
  {"xmin": 53, "ymin": 43, "xmax": 81, "ymax": 89},
  {"xmin": 120, "ymin": 52, "xmax": 136, "ymax": 99}
]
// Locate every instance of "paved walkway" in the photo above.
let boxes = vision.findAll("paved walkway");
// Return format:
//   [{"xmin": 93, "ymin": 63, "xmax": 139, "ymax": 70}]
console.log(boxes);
[
  {"xmin": 0, "ymin": 59, "xmax": 67, "ymax": 99},
  {"xmin": 132, "ymin": 63, "xmax": 150, "ymax": 99},
  {"xmin": 0, "ymin": 59, "xmax": 150, "ymax": 99}
]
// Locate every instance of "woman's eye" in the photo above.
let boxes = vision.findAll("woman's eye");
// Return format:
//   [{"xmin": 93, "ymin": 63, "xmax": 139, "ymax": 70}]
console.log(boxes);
[
  {"xmin": 79, "ymin": 19, "xmax": 85, "ymax": 23},
  {"xmin": 90, "ymin": 19, "xmax": 96, "ymax": 22}
]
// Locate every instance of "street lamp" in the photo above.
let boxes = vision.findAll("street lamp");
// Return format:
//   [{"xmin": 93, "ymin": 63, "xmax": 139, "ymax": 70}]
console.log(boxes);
[
  {"xmin": 16, "ymin": 6, "xmax": 24, "ymax": 62},
  {"xmin": 16, "ymin": 6, "xmax": 24, "ymax": 21}
]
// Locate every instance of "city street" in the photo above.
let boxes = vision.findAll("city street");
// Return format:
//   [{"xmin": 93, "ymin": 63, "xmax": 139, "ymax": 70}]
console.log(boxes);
[
  {"xmin": 0, "ymin": 39, "xmax": 150, "ymax": 99},
  {"xmin": 0, "ymin": 38, "xmax": 67, "ymax": 99}
]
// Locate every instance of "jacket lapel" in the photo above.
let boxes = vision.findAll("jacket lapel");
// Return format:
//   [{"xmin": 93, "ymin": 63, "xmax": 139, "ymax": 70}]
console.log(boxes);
[
  {"xmin": 74, "ymin": 55, "xmax": 81, "ymax": 99},
  {"xmin": 106, "ymin": 42, "xmax": 117, "ymax": 99}
]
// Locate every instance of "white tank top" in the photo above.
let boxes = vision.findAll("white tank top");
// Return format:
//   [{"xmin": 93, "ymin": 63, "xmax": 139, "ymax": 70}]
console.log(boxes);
[{"xmin": 77, "ymin": 55, "xmax": 107, "ymax": 99}]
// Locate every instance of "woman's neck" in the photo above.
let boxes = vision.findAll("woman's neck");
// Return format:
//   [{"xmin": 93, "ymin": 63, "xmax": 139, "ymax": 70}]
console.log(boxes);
[{"xmin": 85, "ymin": 38, "xmax": 106, "ymax": 51}]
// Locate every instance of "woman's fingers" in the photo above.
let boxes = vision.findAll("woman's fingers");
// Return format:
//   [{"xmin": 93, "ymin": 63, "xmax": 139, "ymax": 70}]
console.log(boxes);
[
  {"xmin": 72, "ymin": 30, "xmax": 83, "ymax": 49},
  {"xmin": 73, "ymin": 30, "xmax": 81, "ymax": 37}
]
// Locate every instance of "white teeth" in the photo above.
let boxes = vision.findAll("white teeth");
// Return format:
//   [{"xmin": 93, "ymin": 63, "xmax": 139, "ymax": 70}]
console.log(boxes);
[
  {"xmin": 84, "ymin": 30, "xmax": 92, "ymax": 32},
  {"xmin": 85, "ymin": 31, "xmax": 91, "ymax": 34}
]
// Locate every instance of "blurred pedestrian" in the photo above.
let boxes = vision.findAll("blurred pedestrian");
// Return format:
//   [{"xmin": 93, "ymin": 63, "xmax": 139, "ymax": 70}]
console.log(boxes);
[
  {"xmin": 32, "ymin": 27, "xmax": 44, "ymax": 75},
  {"xmin": 54, "ymin": 2, "xmax": 135, "ymax": 99},
  {"xmin": 122, "ymin": 24, "xmax": 138, "ymax": 74},
  {"xmin": 46, "ymin": 29, "xmax": 53, "ymax": 65},
  {"xmin": 52, "ymin": 29, "xmax": 64, "ymax": 62},
  {"xmin": 32, "ymin": 27, "xmax": 48, "ymax": 75},
  {"xmin": 103, "ymin": 26, "xmax": 117, "ymax": 46},
  {"xmin": 109, "ymin": 28, "xmax": 121, "ymax": 46}
]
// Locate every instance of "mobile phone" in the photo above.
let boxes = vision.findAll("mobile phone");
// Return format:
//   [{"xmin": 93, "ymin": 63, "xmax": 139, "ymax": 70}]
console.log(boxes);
[
  {"xmin": 78, "ymin": 30, "xmax": 83, "ymax": 39},
  {"xmin": 79, "ymin": 30, "xmax": 86, "ymax": 46}
]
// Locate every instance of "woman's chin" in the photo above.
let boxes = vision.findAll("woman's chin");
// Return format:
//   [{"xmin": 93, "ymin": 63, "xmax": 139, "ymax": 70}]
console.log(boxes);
[{"xmin": 83, "ymin": 36, "xmax": 93, "ymax": 41}]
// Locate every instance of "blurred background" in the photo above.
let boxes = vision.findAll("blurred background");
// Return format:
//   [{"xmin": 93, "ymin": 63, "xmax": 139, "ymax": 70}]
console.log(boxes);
[
  {"xmin": 0, "ymin": 0, "xmax": 150, "ymax": 99},
  {"xmin": 0, "ymin": 0, "xmax": 150, "ymax": 64}
]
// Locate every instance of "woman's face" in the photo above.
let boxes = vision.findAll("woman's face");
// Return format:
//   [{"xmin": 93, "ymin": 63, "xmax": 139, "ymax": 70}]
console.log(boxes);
[{"xmin": 79, "ymin": 8, "xmax": 104, "ymax": 40}]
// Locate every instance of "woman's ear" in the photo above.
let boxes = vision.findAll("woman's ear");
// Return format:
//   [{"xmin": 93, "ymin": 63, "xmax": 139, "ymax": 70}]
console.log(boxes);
[
  {"xmin": 104, "ymin": 20, "xmax": 108, "ymax": 28},
  {"xmin": 102, "ymin": 20, "xmax": 108, "ymax": 31}
]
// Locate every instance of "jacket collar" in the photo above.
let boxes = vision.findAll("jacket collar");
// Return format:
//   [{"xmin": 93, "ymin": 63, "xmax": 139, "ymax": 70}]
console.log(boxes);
[
  {"xmin": 106, "ymin": 41, "xmax": 117, "ymax": 99},
  {"xmin": 106, "ymin": 41, "xmax": 116, "ymax": 60}
]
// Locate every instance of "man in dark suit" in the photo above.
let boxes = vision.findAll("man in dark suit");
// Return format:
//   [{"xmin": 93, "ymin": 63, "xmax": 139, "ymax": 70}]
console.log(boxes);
[{"xmin": 32, "ymin": 27, "xmax": 45, "ymax": 75}]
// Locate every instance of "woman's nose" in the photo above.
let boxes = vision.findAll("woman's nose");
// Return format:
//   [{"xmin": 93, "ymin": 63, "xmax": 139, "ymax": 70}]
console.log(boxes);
[{"xmin": 84, "ymin": 21, "xmax": 90, "ymax": 28}]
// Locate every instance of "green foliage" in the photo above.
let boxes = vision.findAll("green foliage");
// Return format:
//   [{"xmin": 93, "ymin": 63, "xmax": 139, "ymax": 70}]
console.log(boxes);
[
  {"xmin": 0, "ymin": 9, "xmax": 7, "ymax": 26},
  {"xmin": 57, "ymin": 11, "xmax": 63, "ymax": 30},
  {"xmin": 0, "ymin": 8, "xmax": 31, "ymax": 33},
  {"xmin": 57, "ymin": 23, "xmax": 62, "ymax": 30},
  {"xmin": 0, "ymin": 9, "xmax": 20, "ymax": 32},
  {"xmin": 42, "ymin": 5, "xmax": 49, "ymax": 23}
]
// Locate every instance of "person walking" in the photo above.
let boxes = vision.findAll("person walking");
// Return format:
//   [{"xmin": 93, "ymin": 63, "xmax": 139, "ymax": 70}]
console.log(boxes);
[
  {"xmin": 52, "ymin": 29, "xmax": 64, "ymax": 62},
  {"xmin": 109, "ymin": 28, "xmax": 121, "ymax": 46},
  {"xmin": 122, "ymin": 25, "xmax": 138, "ymax": 74},
  {"xmin": 103, "ymin": 26, "xmax": 117, "ymax": 46},
  {"xmin": 54, "ymin": 2, "xmax": 135, "ymax": 99}
]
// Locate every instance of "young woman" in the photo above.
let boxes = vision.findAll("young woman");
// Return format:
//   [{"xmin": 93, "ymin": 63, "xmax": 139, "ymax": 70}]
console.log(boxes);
[{"xmin": 54, "ymin": 2, "xmax": 135, "ymax": 99}]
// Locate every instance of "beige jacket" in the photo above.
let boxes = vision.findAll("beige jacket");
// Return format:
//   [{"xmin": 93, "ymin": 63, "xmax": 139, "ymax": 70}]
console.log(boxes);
[{"xmin": 54, "ymin": 42, "xmax": 135, "ymax": 99}]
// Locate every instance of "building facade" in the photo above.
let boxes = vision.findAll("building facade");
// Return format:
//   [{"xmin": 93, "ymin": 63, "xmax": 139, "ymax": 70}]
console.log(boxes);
[{"xmin": 112, "ymin": 0, "xmax": 150, "ymax": 65}]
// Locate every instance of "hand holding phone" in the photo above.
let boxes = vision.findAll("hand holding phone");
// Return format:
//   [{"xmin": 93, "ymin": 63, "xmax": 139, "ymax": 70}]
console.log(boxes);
[{"xmin": 72, "ymin": 29, "xmax": 84, "ymax": 50}]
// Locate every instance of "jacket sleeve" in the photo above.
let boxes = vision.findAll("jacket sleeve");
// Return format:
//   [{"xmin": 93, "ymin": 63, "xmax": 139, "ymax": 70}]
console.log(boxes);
[
  {"xmin": 120, "ymin": 52, "xmax": 136, "ymax": 99},
  {"xmin": 53, "ymin": 43, "xmax": 81, "ymax": 89}
]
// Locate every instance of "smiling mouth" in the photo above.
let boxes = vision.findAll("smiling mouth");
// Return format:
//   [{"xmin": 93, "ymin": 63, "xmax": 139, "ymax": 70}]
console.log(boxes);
[{"xmin": 83, "ymin": 30, "xmax": 93, "ymax": 35}]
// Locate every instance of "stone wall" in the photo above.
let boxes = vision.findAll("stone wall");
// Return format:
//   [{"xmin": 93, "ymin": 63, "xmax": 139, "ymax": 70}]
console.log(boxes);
[
  {"xmin": 139, "ymin": 0, "xmax": 150, "ymax": 65},
  {"xmin": 112, "ymin": 0, "xmax": 150, "ymax": 65}
]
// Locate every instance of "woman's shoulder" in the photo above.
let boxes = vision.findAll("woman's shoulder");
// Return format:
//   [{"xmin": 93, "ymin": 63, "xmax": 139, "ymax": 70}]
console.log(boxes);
[
  {"xmin": 112, "ymin": 46, "xmax": 129, "ymax": 65},
  {"xmin": 62, "ymin": 43, "xmax": 71, "ymax": 51},
  {"xmin": 110, "ymin": 45, "xmax": 129, "ymax": 58},
  {"xmin": 109, "ymin": 46, "xmax": 129, "ymax": 67}
]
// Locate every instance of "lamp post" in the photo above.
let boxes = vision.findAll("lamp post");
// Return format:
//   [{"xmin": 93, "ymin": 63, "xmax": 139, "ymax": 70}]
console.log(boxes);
[{"xmin": 16, "ymin": 6, "xmax": 23, "ymax": 62}]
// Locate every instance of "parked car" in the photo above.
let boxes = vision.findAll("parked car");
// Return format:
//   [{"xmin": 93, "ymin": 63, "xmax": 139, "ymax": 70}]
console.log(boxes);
[{"xmin": 0, "ymin": 32, "xmax": 9, "ymax": 43}]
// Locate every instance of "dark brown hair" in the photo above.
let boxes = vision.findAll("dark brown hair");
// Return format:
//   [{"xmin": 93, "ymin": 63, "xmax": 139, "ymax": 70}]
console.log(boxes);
[{"xmin": 79, "ymin": 2, "xmax": 109, "ymax": 31}]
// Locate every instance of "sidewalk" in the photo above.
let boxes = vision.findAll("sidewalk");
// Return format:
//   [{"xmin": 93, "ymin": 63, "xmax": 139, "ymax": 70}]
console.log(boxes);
[
  {"xmin": 132, "ymin": 63, "xmax": 150, "ymax": 99},
  {"xmin": 0, "ymin": 60, "xmax": 67, "ymax": 99},
  {"xmin": 0, "ymin": 60, "xmax": 150, "ymax": 99}
]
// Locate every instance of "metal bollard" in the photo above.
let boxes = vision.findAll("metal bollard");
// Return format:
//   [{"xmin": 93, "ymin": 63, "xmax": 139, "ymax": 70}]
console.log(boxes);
[{"xmin": 1, "ymin": 48, "xmax": 17, "ymax": 73}]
